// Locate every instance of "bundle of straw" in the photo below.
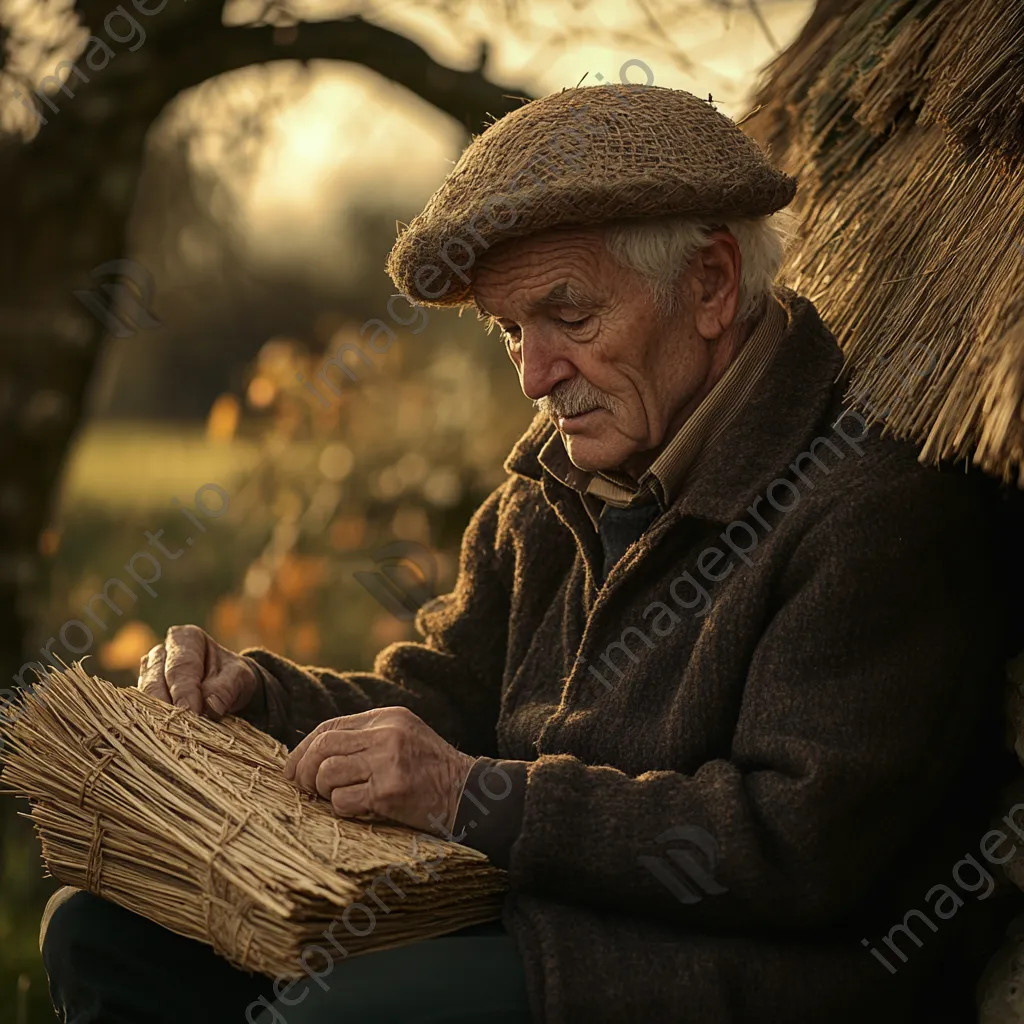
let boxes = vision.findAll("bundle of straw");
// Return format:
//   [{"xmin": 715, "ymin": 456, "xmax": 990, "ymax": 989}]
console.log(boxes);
[{"xmin": 0, "ymin": 664, "xmax": 507, "ymax": 979}]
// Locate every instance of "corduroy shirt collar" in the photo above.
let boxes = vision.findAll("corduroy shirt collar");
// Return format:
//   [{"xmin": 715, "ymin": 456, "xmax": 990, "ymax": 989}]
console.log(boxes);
[{"xmin": 533, "ymin": 290, "xmax": 790, "ymax": 528}]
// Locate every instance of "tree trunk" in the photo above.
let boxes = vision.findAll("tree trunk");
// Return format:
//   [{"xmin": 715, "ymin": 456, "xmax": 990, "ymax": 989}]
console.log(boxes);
[{"xmin": 0, "ymin": 114, "xmax": 159, "ymax": 690}]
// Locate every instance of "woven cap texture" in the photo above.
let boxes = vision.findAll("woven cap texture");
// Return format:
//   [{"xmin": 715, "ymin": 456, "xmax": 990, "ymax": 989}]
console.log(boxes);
[{"xmin": 386, "ymin": 84, "xmax": 796, "ymax": 306}]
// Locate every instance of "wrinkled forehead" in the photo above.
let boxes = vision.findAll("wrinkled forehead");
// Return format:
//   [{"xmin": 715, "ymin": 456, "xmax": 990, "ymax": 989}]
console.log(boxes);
[{"xmin": 472, "ymin": 228, "xmax": 612, "ymax": 316}]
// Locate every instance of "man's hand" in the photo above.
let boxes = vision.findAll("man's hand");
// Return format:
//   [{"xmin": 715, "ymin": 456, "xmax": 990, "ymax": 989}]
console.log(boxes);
[
  {"xmin": 284, "ymin": 706, "xmax": 475, "ymax": 835},
  {"xmin": 137, "ymin": 624, "xmax": 258, "ymax": 719}
]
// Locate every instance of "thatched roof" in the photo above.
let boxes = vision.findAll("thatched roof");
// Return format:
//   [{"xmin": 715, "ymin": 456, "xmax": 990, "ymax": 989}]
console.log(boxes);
[{"xmin": 743, "ymin": 0, "xmax": 1024, "ymax": 486}]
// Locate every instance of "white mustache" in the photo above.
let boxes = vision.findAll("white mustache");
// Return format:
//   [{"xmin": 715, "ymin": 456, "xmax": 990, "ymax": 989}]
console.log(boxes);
[{"xmin": 534, "ymin": 377, "xmax": 613, "ymax": 419}]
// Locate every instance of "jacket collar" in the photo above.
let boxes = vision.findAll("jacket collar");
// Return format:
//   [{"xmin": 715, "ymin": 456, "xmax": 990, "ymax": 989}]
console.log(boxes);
[{"xmin": 503, "ymin": 288, "xmax": 848, "ymax": 525}]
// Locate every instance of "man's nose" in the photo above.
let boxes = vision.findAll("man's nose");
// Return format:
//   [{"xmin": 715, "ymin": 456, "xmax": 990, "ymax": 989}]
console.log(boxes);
[{"xmin": 517, "ymin": 331, "xmax": 575, "ymax": 402}]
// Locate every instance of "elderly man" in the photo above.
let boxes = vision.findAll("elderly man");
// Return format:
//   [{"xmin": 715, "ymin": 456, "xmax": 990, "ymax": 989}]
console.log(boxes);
[{"xmin": 41, "ymin": 85, "xmax": 1016, "ymax": 1023}]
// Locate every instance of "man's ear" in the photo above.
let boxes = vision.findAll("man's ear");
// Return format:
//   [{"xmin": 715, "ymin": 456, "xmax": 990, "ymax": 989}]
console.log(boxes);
[{"xmin": 690, "ymin": 232, "xmax": 741, "ymax": 340}]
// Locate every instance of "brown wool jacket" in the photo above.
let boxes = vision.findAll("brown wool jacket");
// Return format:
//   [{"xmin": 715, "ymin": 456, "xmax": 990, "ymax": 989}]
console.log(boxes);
[{"xmin": 241, "ymin": 289, "xmax": 1014, "ymax": 1023}]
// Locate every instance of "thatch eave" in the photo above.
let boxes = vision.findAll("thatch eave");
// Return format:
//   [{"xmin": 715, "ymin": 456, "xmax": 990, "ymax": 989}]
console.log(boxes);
[{"xmin": 743, "ymin": 0, "xmax": 1024, "ymax": 486}]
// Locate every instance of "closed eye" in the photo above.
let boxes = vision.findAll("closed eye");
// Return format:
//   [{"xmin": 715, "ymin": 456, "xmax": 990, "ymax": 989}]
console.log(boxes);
[
  {"xmin": 557, "ymin": 314, "xmax": 591, "ymax": 330},
  {"xmin": 496, "ymin": 314, "xmax": 592, "ymax": 344}
]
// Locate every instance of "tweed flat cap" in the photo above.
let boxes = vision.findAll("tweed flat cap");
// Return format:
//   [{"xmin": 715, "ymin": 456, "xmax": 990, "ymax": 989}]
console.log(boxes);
[{"xmin": 386, "ymin": 84, "xmax": 796, "ymax": 307}]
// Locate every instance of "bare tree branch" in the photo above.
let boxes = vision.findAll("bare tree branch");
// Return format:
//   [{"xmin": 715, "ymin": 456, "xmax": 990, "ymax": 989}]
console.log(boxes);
[{"xmin": 163, "ymin": 15, "xmax": 532, "ymax": 134}]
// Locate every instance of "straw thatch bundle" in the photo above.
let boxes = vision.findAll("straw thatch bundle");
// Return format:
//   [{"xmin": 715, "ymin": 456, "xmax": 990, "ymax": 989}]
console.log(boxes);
[
  {"xmin": 744, "ymin": 0, "xmax": 1024, "ymax": 486},
  {"xmin": 0, "ymin": 664, "xmax": 506, "ymax": 979}
]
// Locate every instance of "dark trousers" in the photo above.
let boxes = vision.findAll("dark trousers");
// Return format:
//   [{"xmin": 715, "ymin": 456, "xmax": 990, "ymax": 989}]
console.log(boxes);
[{"xmin": 40, "ymin": 887, "xmax": 533, "ymax": 1023}]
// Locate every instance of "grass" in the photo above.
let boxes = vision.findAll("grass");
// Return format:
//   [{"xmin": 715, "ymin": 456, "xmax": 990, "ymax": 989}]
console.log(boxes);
[{"xmin": 60, "ymin": 424, "xmax": 272, "ymax": 510}]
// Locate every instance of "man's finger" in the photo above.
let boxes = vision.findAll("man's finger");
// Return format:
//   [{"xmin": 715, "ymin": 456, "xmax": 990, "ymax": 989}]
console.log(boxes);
[
  {"xmin": 200, "ymin": 662, "xmax": 248, "ymax": 720},
  {"xmin": 284, "ymin": 720, "xmax": 336, "ymax": 779},
  {"xmin": 164, "ymin": 625, "xmax": 206, "ymax": 714},
  {"xmin": 330, "ymin": 782, "xmax": 373, "ymax": 820},
  {"xmin": 292, "ymin": 730, "xmax": 370, "ymax": 794},
  {"xmin": 314, "ymin": 753, "xmax": 372, "ymax": 802},
  {"xmin": 284, "ymin": 708, "xmax": 386, "ymax": 779},
  {"xmin": 137, "ymin": 644, "xmax": 170, "ymax": 703}
]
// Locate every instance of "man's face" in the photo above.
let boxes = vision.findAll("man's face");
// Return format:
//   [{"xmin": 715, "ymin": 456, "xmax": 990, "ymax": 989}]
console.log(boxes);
[{"xmin": 472, "ymin": 226, "xmax": 739, "ymax": 474}]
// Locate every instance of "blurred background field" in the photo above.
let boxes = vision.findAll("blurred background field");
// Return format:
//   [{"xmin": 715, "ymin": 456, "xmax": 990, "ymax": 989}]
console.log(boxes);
[{"xmin": 0, "ymin": 1, "xmax": 811, "ymax": 1019}]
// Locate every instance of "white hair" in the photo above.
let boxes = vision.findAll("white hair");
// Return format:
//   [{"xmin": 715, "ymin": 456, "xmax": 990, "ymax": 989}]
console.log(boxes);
[{"xmin": 602, "ymin": 208, "xmax": 798, "ymax": 326}]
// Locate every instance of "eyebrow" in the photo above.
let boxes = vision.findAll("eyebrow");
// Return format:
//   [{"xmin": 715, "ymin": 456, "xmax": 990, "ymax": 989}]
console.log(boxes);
[
  {"xmin": 532, "ymin": 282, "xmax": 594, "ymax": 312},
  {"xmin": 476, "ymin": 282, "xmax": 595, "ymax": 323}
]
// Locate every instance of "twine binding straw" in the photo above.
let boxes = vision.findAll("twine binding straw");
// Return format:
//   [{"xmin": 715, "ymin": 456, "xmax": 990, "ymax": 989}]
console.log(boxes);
[{"xmin": 0, "ymin": 664, "xmax": 507, "ymax": 978}]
